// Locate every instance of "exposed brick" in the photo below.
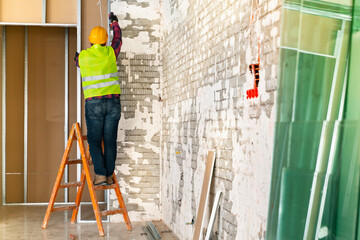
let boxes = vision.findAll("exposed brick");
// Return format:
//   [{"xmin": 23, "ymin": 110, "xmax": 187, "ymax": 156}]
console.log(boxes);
[
  {"xmin": 112, "ymin": 0, "xmax": 161, "ymax": 223},
  {"xmin": 161, "ymin": 0, "xmax": 280, "ymax": 239}
]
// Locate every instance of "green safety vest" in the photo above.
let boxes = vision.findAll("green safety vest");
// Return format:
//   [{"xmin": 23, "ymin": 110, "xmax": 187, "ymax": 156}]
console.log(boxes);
[{"xmin": 79, "ymin": 44, "xmax": 121, "ymax": 99}]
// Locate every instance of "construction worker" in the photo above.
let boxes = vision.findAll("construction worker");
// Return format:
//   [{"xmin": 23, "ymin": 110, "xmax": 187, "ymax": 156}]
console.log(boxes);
[{"xmin": 74, "ymin": 12, "xmax": 122, "ymax": 186}]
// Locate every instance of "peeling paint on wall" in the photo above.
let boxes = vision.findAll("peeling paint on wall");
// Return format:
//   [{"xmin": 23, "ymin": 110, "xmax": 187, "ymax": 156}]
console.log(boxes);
[
  {"xmin": 161, "ymin": 0, "xmax": 281, "ymax": 239},
  {"xmin": 111, "ymin": 0, "xmax": 162, "ymax": 222},
  {"xmin": 111, "ymin": 0, "xmax": 281, "ymax": 236},
  {"xmin": 162, "ymin": 0, "xmax": 189, "ymax": 34}
]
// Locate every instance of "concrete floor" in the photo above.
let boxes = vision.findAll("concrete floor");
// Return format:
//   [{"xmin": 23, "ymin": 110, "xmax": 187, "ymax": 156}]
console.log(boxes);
[{"xmin": 0, "ymin": 205, "xmax": 178, "ymax": 240}]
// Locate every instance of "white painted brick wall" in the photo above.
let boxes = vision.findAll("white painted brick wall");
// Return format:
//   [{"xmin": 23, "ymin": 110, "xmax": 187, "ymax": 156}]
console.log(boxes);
[
  {"xmin": 111, "ymin": 0, "xmax": 162, "ymax": 222},
  {"xmin": 161, "ymin": 0, "xmax": 281, "ymax": 239},
  {"xmin": 110, "ymin": 0, "xmax": 281, "ymax": 238}
]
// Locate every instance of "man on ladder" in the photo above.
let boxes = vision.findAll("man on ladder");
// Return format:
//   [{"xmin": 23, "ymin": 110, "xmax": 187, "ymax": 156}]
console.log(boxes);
[
  {"xmin": 74, "ymin": 12, "xmax": 122, "ymax": 186},
  {"xmin": 42, "ymin": 13, "xmax": 131, "ymax": 236}
]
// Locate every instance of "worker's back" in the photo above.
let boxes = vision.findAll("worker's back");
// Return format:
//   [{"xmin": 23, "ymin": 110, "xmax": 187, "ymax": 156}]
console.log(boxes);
[{"xmin": 79, "ymin": 44, "xmax": 120, "ymax": 99}]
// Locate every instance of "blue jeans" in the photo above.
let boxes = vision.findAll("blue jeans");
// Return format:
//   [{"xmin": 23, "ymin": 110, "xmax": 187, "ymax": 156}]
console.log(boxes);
[{"xmin": 85, "ymin": 97, "xmax": 121, "ymax": 177}]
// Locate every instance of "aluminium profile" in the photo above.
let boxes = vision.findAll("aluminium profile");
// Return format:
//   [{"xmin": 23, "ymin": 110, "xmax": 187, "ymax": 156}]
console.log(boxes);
[
  {"xmin": 24, "ymin": 26, "xmax": 28, "ymax": 203},
  {"xmin": 2, "ymin": 27, "xmax": 6, "ymax": 205}
]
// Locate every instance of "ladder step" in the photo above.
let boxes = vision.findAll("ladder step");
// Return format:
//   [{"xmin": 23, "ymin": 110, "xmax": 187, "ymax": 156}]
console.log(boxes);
[
  {"xmin": 59, "ymin": 181, "xmax": 83, "ymax": 188},
  {"xmin": 94, "ymin": 184, "xmax": 116, "ymax": 191},
  {"xmin": 66, "ymin": 159, "xmax": 83, "ymax": 164},
  {"xmin": 100, "ymin": 209, "xmax": 124, "ymax": 217},
  {"xmin": 72, "ymin": 135, "xmax": 87, "ymax": 141},
  {"xmin": 52, "ymin": 204, "xmax": 78, "ymax": 212}
]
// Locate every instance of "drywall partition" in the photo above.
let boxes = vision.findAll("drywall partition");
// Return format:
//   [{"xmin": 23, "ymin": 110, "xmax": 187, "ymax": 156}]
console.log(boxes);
[
  {"xmin": 82, "ymin": 0, "xmax": 108, "ymax": 50},
  {"xmin": 27, "ymin": 27, "xmax": 66, "ymax": 203},
  {"xmin": 0, "ymin": 0, "xmax": 77, "ymax": 24},
  {"xmin": 0, "ymin": 0, "xmax": 42, "ymax": 23},
  {"xmin": 47, "ymin": 0, "xmax": 77, "ymax": 24},
  {"xmin": 0, "ymin": 0, "xmax": 109, "ymax": 208},
  {"xmin": 5, "ymin": 26, "xmax": 25, "ymax": 203},
  {"xmin": 1, "ymin": 0, "xmax": 82, "ymax": 204},
  {"xmin": 2, "ymin": 26, "xmax": 79, "ymax": 203}
]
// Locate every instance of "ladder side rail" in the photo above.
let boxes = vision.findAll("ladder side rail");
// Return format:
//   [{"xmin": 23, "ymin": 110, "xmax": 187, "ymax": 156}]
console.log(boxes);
[
  {"xmin": 42, "ymin": 124, "xmax": 76, "ymax": 229},
  {"xmin": 71, "ymin": 169, "xmax": 87, "ymax": 223},
  {"xmin": 113, "ymin": 173, "xmax": 132, "ymax": 230},
  {"xmin": 75, "ymin": 123, "xmax": 105, "ymax": 237}
]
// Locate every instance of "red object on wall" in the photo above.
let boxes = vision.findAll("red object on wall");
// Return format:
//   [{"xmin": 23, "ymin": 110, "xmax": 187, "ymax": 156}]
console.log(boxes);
[
  {"xmin": 246, "ymin": 63, "xmax": 260, "ymax": 99},
  {"xmin": 246, "ymin": 88, "xmax": 258, "ymax": 99}
]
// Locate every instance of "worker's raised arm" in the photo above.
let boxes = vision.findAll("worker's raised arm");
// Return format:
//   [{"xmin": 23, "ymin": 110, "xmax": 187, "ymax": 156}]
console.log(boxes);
[
  {"xmin": 74, "ymin": 13, "xmax": 122, "ymax": 67},
  {"xmin": 110, "ymin": 21, "xmax": 122, "ymax": 59}
]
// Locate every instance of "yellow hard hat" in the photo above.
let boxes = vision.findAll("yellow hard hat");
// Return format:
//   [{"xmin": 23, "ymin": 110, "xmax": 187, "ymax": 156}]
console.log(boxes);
[{"xmin": 89, "ymin": 26, "xmax": 108, "ymax": 45}]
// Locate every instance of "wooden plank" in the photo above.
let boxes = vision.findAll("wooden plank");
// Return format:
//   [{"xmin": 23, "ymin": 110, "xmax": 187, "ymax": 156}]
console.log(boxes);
[{"xmin": 193, "ymin": 151, "xmax": 216, "ymax": 240}]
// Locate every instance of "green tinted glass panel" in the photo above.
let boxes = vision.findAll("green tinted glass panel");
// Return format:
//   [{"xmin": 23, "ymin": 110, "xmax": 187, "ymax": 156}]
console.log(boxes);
[{"xmin": 266, "ymin": 0, "xmax": 360, "ymax": 239}]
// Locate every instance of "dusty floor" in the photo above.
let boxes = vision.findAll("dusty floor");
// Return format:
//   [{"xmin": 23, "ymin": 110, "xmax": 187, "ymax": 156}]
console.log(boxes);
[{"xmin": 0, "ymin": 205, "xmax": 178, "ymax": 240}]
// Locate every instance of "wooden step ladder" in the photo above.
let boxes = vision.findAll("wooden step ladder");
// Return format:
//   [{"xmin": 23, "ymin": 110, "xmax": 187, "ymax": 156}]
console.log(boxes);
[{"xmin": 41, "ymin": 122, "xmax": 132, "ymax": 237}]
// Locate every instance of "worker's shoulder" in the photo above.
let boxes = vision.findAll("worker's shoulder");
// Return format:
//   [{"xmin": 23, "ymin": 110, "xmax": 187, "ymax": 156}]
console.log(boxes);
[
  {"xmin": 80, "ymin": 45, "xmax": 115, "ymax": 55},
  {"xmin": 103, "ymin": 46, "xmax": 116, "ymax": 55}
]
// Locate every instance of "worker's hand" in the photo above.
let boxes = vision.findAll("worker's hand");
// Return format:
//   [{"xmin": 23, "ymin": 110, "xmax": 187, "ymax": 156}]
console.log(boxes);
[
  {"xmin": 109, "ymin": 12, "xmax": 118, "ymax": 23},
  {"xmin": 74, "ymin": 52, "xmax": 79, "ymax": 62}
]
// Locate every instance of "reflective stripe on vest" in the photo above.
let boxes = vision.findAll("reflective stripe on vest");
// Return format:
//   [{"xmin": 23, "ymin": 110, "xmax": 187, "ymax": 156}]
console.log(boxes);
[
  {"xmin": 82, "ymin": 72, "xmax": 119, "ymax": 82},
  {"xmin": 82, "ymin": 80, "xmax": 120, "ymax": 90}
]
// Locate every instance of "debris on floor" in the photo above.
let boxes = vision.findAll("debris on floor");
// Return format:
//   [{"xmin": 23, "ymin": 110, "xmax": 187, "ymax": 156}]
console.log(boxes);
[
  {"xmin": 148, "ymin": 222, "xmax": 161, "ymax": 239},
  {"xmin": 142, "ymin": 226, "xmax": 155, "ymax": 240},
  {"xmin": 143, "ymin": 221, "xmax": 161, "ymax": 240}
]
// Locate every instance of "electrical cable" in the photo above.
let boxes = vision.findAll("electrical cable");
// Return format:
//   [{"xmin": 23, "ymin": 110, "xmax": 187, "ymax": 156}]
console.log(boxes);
[{"xmin": 97, "ymin": 0, "xmax": 104, "ymax": 28}]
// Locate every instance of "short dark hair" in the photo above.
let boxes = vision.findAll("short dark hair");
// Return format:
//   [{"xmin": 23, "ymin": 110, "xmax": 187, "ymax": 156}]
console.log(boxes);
[{"xmin": 90, "ymin": 43, "xmax": 106, "ymax": 46}]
